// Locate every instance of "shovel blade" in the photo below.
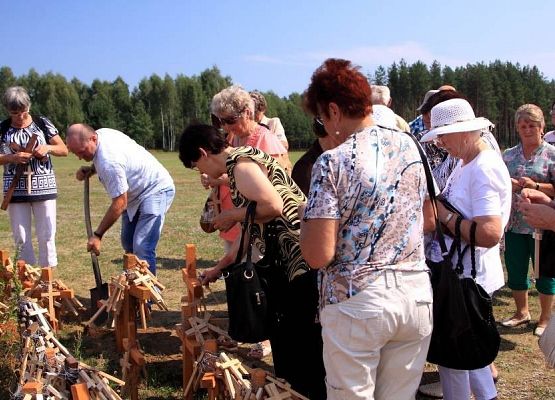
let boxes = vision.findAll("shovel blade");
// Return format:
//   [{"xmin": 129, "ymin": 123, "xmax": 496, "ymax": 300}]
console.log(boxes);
[{"xmin": 90, "ymin": 283, "xmax": 110, "ymax": 324}]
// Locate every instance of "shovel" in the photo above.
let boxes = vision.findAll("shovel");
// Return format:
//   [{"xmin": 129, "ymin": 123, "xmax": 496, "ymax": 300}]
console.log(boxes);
[{"xmin": 84, "ymin": 172, "xmax": 109, "ymax": 323}]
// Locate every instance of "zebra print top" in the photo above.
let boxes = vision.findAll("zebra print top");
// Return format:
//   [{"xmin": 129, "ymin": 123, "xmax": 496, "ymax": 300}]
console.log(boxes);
[{"xmin": 226, "ymin": 146, "xmax": 309, "ymax": 282}]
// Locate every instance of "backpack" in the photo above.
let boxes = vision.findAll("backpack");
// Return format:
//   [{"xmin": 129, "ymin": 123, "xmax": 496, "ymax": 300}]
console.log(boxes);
[{"xmin": 0, "ymin": 115, "xmax": 50, "ymax": 142}]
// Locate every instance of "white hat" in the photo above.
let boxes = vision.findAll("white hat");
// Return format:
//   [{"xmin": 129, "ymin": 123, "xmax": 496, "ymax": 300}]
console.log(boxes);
[
  {"xmin": 371, "ymin": 105, "xmax": 397, "ymax": 130},
  {"xmin": 420, "ymin": 98, "xmax": 493, "ymax": 142},
  {"xmin": 417, "ymin": 89, "xmax": 439, "ymax": 111}
]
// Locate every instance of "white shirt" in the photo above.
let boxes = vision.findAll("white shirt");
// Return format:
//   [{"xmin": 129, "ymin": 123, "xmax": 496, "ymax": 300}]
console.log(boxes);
[
  {"xmin": 93, "ymin": 128, "xmax": 174, "ymax": 219},
  {"xmin": 260, "ymin": 115, "xmax": 287, "ymax": 144},
  {"xmin": 441, "ymin": 149, "xmax": 512, "ymax": 294},
  {"xmin": 544, "ymin": 131, "xmax": 555, "ymax": 145}
]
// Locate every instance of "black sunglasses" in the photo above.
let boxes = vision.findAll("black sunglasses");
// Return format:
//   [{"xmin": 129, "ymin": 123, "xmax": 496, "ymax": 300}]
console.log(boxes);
[{"xmin": 312, "ymin": 117, "xmax": 328, "ymax": 138}]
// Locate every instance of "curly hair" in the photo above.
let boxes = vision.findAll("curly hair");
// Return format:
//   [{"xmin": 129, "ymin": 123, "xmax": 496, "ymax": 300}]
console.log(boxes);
[
  {"xmin": 249, "ymin": 90, "xmax": 267, "ymax": 113},
  {"xmin": 303, "ymin": 58, "xmax": 372, "ymax": 119},
  {"xmin": 515, "ymin": 104, "xmax": 545, "ymax": 128},
  {"xmin": 210, "ymin": 85, "xmax": 255, "ymax": 120}
]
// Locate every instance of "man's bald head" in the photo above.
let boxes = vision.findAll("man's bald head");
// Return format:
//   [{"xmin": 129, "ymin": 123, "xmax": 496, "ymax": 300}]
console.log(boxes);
[
  {"xmin": 67, "ymin": 123, "xmax": 96, "ymax": 144},
  {"xmin": 66, "ymin": 123, "xmax": 98, "ymax": 161}
]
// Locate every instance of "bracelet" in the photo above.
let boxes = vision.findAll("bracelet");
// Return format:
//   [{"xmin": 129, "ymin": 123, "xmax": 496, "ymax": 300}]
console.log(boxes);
[
  {"xmin": 535, "ymin": 183, "xmax": 540, "ymax": 190},
  {"xmin": 444, "ymin": 212, "xmax": 454, "ymax": 225},
  {"xmin": 93, "ymin": 231, "xmax": 103, "ymax": 239}
]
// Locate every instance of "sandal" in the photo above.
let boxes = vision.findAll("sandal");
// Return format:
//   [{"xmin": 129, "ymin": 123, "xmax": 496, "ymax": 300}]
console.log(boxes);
[
  {"xmin": 500, "ymin": 313, "xmax": 531, "ymax": 327},
  {"xmin": 247, "ymin": 341, "xmax": 272, "ymax": 360}
]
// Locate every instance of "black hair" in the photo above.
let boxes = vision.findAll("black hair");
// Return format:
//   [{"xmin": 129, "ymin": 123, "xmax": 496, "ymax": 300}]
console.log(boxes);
[{"xmin": 178, "ymin": 124, "xmax": 227, "ymax": 168}]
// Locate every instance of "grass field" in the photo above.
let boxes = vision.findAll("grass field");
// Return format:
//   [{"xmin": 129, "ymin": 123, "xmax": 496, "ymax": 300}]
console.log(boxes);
[{"xmin": 0, "ymin": 150, "xmax": 554, "ymax": 399}]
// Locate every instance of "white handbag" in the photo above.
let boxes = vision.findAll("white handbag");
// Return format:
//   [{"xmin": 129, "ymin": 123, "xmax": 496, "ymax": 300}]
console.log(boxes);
[{"xmin": 538, "ymin": 313, "xmax": 555, "ymax": 368}]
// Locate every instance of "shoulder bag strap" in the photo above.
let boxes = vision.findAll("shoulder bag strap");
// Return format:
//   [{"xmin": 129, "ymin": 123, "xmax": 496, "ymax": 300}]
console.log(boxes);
[
  {"xmin": 233, "ymin": 201, "xmax": 257, "ymax": 266},
  {"xmin": 470, "ymin": 221, "xmax": 477, "ymax": 279},
  {"xmin": 405, "ymin": 132, "xmax": 449, "ymax": 256}
]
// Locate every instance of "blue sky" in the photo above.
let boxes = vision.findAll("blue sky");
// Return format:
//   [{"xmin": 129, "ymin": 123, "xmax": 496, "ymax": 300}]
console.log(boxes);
[{"xmin": 3, "ymin": 1, "xmax": 554, "ymax": 97}]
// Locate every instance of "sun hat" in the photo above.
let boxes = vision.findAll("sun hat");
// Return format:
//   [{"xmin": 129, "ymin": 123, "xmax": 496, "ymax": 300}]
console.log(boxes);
[
  {"xmin": 420, "ymin": 98, "xmax": 493, "ymax": 142},
  {"xmin": 417, "ymin": 89, "xmax": 439, "ymax": 112},
  {"xmin": 372, "ymin": 104, "xmax": 397, "ymax": 130}
]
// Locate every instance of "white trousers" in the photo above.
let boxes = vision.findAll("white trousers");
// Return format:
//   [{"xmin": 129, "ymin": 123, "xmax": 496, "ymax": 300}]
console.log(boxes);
[
  {"xmin": 8, "ymin": 200, "xmax": 57, "ymax": 267},
  {"xmin": 320, "ymin": 269, "xmax": 433, "ymax": 400},
  {"xmin": 438, "ymin": 365, "xmax": 496, "ymax": 400}
]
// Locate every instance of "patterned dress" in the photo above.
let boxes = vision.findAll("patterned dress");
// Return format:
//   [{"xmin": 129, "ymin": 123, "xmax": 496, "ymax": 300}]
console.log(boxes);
[
  {"xmin": 304, "ymin": 126, "xmax": 428, "ymax": 307},
  {"xmin": 1, "ymin": 116, "xmax": 59, "ymax": 202},
  {"xmin": 226, "ymin": 146, "xmax": 308, "ymax": 281},
  {"xmin": 503, "ymin": 141, "xmax": 555, "ymax": 234}
]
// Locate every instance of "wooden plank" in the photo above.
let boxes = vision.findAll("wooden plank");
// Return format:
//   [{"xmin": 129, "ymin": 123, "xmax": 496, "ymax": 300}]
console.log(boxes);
[
  {"xmin": 71, "ymin": 382, "xmax": 91, "ymax": 400},
  {"xmin": 185, "ymin": 244, "xmax": 196, "ymax": 275},
  {"xmin": 128, "ymin": 285, "xmax": 151, "ymax": 301}
]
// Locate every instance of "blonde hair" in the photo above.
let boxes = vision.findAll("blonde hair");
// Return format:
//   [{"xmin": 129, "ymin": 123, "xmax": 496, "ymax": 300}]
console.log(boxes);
[
  {"xmin": 515, "ymin": 104, "xmax": 545, "ymax": 128},
  {"xmin": 210, "ymin": 85, "xmax": 255, "ymax": 120}
]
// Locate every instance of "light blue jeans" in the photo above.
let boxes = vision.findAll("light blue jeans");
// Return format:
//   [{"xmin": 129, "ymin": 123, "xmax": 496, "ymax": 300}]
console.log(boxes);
[{"xmin": 121, "ymin": 188, "xmax": 174, "ymax": 274}]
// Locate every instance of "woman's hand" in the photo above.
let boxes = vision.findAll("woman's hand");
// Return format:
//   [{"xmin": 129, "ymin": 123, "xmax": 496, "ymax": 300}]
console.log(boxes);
[
  {"xmin": 213, "ymin": 209, "xmax": 238, "ymax": 232},
  {"xmin": 517, "ymin": 176, "xmax": 537, "ymax": 190},
  {"xmin": 199, "ymin": 266, "xmax": 222, "ymax": 286},
  {"xmin": 520, "ymin": 203, "xmax": 555, "ymax": 230},
  {"xmin": 11, "ymin": 151, "xmax": 32, "ymax": 165},
  {"xmin": 200, "ymin": 173, "xmax": 211, "ymax": 189},
  {"xmin": 520, "ymin": 188, "xmax": 552, "ymax": 206},
  {"xmin": 33, "ymin": 144, "xmax": 49, "ymax": 159},
  {"xmin": 511, "ymin": 178, "xmax": 522, "ymax": 193}
]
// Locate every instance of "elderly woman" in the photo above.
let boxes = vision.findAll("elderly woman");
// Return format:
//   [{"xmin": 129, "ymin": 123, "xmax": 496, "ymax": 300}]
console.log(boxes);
[
  {"xmin": 0, "ymin": 86, "xmax": 68, "ymax": 267},
  {"xmin": 420, "ymin": 98, "xmax": 512, "ymax": 400},
  {"xmin": 209, "ymin": 85, "xmax": 289, "ymax": 360},
  {"xmin": 300, "ymin": 58, "xmax": 434, "ymax": 400},
  {"xmin": 178, "ymin": 124, "xmax": 326, "ymax": 399},
  {"xmin": 501, "ymin": 104, "xmax": 555, "ymax": 336},
  {"xmin": 211, "ymin": 85, "xmax": 287, "ymax": 166}
]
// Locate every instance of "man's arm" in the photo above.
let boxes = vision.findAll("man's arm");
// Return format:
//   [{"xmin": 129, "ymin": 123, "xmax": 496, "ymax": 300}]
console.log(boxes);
[{"xmin": 87, "ymin": 192, "xmax": 128, "ymax": 255}]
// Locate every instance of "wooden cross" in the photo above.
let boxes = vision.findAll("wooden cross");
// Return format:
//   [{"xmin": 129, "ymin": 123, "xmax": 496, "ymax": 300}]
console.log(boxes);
[{"xmin": 23, "ymin": 164, "xmax": 33, "ymax": 194}]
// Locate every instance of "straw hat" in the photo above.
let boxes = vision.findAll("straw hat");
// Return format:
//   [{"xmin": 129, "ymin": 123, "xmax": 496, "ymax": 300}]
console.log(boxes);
[{"xmin": 420, "ymin": 98, "xmax": 493, "ymax": 142}]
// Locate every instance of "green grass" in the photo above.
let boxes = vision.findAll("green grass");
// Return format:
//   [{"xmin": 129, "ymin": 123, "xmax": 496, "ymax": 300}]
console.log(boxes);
[{"xmin": 0, "ymin": 150, "xmax": 553, "ymax": 399}]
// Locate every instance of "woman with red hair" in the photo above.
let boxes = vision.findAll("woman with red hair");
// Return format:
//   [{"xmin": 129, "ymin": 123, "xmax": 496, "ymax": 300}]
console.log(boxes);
[{"xmin": 300, "ymin": 59, "xmax": 434, "ymax": 399}]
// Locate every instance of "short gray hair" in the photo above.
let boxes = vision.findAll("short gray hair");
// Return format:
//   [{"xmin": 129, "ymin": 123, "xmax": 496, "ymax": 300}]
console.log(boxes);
[
  {"xmin": 2, "ymin": 86, "xmax": 31, "ymax": 112},
  {"xmin": 210, "ymin": 85, "xmax": 255, "ymax": 120},
  {"xmin": 370, "ymin": 85, "xmax": 391, "ymax": 106}
]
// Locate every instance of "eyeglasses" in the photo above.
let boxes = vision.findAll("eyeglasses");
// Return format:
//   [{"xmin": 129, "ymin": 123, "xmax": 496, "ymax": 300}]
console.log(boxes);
[
  {"xmin": 312, "ymin": 117, "xmax": 328, "ymax": 138},
  {"xmin": 219, "ymin": 109, "xmax": 245, "ymax": 125}
]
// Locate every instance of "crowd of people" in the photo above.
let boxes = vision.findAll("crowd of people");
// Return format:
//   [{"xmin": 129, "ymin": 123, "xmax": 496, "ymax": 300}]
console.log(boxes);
[{"xmin": 2, "ymin": 57, "xmax": 554, "ymax": 399}]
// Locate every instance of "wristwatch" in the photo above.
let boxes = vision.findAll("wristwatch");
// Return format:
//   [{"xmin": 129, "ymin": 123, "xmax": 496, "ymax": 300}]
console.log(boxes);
[{"xmin": 444, "ymin": 212, "xmax": 454, "ymax": 224}]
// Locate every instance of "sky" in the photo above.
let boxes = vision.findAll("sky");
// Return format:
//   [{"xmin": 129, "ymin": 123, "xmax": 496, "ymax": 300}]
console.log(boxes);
[{"xmin": 2, "ymin": 0, "xmax": 554, "ymax": 97}]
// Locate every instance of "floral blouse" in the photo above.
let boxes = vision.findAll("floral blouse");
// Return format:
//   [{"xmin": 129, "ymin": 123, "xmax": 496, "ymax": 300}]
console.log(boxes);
[
  {"xmin": 503, "ymin": 142, "xmax": 555, "ymax": 234},
  {"xmin": 304, "ymin": 126, "xmax": 427, "ymax": 307}
]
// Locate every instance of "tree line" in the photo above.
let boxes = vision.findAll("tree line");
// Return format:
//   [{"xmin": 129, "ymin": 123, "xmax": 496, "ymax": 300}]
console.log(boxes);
[{"xmin": 0, "ymin": 60, "xmax": 553, "ymax": 150}]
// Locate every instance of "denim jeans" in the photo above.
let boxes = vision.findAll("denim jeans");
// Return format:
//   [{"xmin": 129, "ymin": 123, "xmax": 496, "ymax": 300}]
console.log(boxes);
[{"xmin": 121, "ymin": 188, "xmax": 174, "ymax": 274}]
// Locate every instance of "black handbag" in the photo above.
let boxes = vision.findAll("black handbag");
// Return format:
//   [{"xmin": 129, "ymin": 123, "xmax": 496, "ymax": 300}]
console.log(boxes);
[
  {"xmin": 221, "ymin": 201, "xmax": 270, "ymax": 343},
  {"xmin": 407, "ymin": 132, "xmax": 501, "ymax": 370}
]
